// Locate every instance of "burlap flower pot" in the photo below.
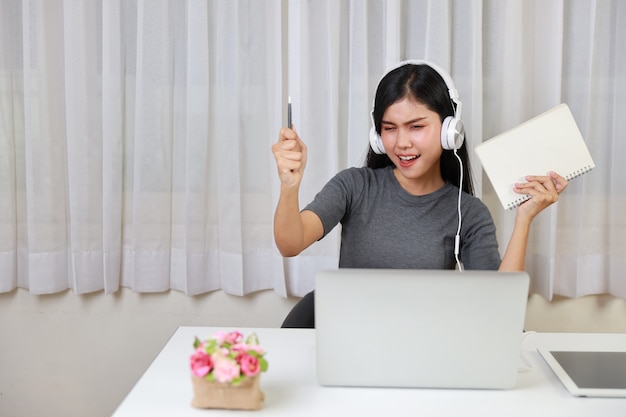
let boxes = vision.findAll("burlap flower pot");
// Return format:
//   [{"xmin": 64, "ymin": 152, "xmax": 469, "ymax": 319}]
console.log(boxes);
[{"xmin": 191, "ymin": 374, "xmax": 264, "ymax": 410}]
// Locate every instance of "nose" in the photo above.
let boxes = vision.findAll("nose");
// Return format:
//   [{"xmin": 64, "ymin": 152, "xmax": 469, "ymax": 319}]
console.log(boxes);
[{"xmin": 397, "ymin": 128, "xmax": 412, "ymax": 149}]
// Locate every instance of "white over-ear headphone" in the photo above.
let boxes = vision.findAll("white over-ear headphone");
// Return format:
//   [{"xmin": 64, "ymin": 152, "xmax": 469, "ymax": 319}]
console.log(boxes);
[{"xmin": 369, "ymin": 59, "xmax": 465, "ymax": 154}]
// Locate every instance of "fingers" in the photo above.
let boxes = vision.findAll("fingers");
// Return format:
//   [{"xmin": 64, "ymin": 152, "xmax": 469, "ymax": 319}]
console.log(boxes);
[
  {"xmin": 278, "ymin": 126, "xmax": 298, "ymax": 142},
  {"xmin": 548, "ymin": 171, "xmax": 568, "ymax": 194},
  {"xmin": 274, "ymin": 127, "xmax": 306, "ymax": 158},
  {"xmin": 514, "ymin": 172, "xmax": 568, "ymax": 217},
  {"xmin": 518, "ymin": 172, "xmax": 568, "ymax": 196},
  {"xmin": 272, "ymin": 127, "xmax": 307, "ymax": 187},
  {"xmin": 515, "ymin": 176, "xmax": 555, "ymax": 200}
]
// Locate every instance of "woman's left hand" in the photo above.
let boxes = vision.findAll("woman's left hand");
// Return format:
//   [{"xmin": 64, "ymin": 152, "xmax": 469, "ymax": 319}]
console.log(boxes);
[{"xmin": 514, "ymin": 171, "xmax": 568, "ymax": 220}]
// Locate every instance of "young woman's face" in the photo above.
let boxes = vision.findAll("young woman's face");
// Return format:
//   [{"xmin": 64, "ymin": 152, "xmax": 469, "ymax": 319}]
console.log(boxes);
[{"xmin": 380, "ymin": 96, "xmax": 445, "ymax": 194}]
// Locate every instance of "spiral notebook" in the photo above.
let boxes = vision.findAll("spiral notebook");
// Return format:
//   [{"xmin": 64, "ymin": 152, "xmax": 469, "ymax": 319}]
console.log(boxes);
[{"xmin": 475, "ymin": 103, "xmax": 595, "ymax": 210}]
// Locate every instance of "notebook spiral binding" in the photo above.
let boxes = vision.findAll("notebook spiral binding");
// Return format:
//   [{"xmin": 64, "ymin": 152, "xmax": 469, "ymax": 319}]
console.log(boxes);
[
  {"xmin": 506, "ymin": 196, "xmax": 531, "ymax": 210},
  {"xmin": 505, "ymin": 164, "xmax": 594, "ymax": 210},
  {"xmin": 565, "ymin": 164, "xmax": 594, "ymax": 180}
]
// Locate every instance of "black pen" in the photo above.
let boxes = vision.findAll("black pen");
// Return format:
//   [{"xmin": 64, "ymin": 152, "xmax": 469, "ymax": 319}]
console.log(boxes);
[{"xmin": 288, "ymin": 96, "xmax": 292, "ymax": 129}]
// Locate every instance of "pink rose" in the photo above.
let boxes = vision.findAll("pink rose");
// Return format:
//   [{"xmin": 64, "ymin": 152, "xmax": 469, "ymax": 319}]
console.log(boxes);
[
  {"xmin": 238, "ymin": 352, "xmax": 260, "ymax": 377},
  {"xmin": 230, "ymin": 343, "xmax": 246, "ymax": 354},
  {"xmin": 211, "ymin": 331, "xmax": 226, "ymax": 345},
  {"xmin": 224, "ymin": 331, "xmax": 243, "ymax": 344},
  {"xmin": 212, "ymin": 354, "xmax": 241, "ymax": 383},
  {"xmin": 246, "ymin": 344, "xmax": 264, "ymax": 355},
  {"xmin": 190, "ymin": 349, "xmax": 213, "ymax": 377},
  {"xmin": 232, "ymin": 343, "xmax": 264, "ymax": 356}
]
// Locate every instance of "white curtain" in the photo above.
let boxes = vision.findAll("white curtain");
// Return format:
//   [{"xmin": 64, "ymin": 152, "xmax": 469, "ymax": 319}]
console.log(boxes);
[{"xmin": 1, "ymin": 0, "xmax": 624, "ymax": 299}]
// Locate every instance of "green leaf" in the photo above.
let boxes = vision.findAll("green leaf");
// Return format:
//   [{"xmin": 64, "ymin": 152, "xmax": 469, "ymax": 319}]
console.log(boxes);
[
  {"xmin": 193, "ymin": 337, "xmax": 201, "ymax": 349},
  {"xmin": 206, "ymin": 339, "xmax": 218, "ymax": 354},
  {"xmin": 259, "ymin": 357, "xmax": 268, "ymax": 372},
  {"xmin": 246, "ymin": 333, "xmax": 260, "ymax": 345}
]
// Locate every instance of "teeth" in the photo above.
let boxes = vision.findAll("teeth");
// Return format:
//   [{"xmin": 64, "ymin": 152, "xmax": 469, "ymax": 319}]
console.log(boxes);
[{"xmin": 399, "ymin": 155, "xmax": 417, "ymax": 161}]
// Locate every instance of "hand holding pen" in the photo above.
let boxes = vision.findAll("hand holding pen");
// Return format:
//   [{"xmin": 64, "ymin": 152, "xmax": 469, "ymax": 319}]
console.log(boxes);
[{"xmin": 271, "ymin": 96, "xmax": 307, "ymax": 188}]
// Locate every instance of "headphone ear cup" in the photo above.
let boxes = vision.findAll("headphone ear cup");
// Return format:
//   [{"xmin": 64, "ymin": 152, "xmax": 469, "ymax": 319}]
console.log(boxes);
[
  {"xmin": 440, "ymin": 116, "xmax": 465, "ymax": 150},
  {"xmin": 369, "ymin": 126, "xmax": 386, "ymax": 154}
]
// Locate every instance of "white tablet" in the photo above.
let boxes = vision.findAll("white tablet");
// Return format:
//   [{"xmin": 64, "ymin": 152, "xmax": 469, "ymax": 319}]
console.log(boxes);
[{"xmin": 538, "ymin": 348, "xmax": 626, "ymax": 398}]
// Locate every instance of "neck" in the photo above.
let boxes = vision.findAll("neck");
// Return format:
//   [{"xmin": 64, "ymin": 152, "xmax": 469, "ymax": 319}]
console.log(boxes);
[{"xmin": 392, "ymin": 168, "xmax": 445, "ymax": 196}]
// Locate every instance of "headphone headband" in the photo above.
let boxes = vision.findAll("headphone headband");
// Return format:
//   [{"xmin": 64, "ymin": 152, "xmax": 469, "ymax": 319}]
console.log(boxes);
[{"xmin": 377, "ymin": 59, "xmax": 462, "ymax": 120}]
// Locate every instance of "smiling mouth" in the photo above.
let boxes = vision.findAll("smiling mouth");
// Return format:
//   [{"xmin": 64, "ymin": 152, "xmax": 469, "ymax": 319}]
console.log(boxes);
[{"xmin": 398, "ymin": 155, "xmax": 418, "ymax": 161}]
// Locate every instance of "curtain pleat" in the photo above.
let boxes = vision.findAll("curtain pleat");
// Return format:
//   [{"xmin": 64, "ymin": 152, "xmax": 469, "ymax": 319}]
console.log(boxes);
[{"xmin": 0, "ymin": 0, "xmax": 624, "ymax": 299}]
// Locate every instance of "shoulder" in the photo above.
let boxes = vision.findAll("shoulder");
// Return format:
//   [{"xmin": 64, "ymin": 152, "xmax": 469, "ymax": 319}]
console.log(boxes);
[
  {"xmin": 329, "ymin": 166, "xmax": 390, "ymax": 187},
  {"xmin": 334, "ymin": 166, "xmax": 384, "ymax": 179}
]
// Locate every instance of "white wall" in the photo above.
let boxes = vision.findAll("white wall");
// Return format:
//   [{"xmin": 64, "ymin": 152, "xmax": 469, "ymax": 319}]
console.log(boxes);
[
  {"xmin": 525, "ymin": 293, "xmax": 626, "ymax": 333},
  {"xmin": 0, "ymin": 288, "xmax": 296, "ymax": 417},
  {"xmin": 1, "ymin": 289, "xmax": 625, "ymax": 417}
]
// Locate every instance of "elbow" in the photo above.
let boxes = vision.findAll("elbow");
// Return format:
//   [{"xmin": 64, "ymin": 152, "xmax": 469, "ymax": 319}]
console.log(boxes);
[
  {"xmin": 274, "ymin": 231, "xmax": 305, "ymax": 257},
  {"xmin": 274, "ymin": 236, "xmax": 304, "ymax": 257},
  {"xmin": 277, "ymin": 245, "xmax": 302, "ymax": 258}
]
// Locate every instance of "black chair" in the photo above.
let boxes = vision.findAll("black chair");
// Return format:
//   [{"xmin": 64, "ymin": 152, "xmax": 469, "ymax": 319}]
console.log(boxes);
[{"xmin": 281, "ymin": 290, "xmax": 315, "ymax": 328}]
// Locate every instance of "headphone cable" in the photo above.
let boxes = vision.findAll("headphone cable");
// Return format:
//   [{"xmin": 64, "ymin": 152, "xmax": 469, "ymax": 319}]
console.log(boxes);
[{"xmin": 453, "ymin": 148, "xmax": 464, "ymax": 271}]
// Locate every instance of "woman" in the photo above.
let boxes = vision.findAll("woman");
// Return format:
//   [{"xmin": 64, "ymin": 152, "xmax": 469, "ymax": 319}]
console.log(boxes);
[{"xmin": 272, "ymin": 61, "xmax": 567, "ymax": 326}]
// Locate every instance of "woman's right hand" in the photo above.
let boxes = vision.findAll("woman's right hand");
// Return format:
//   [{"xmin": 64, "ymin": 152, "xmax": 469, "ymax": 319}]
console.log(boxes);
[{"xmin": 272, "ymin": 127, "xmax": 307, "ymax": 189}]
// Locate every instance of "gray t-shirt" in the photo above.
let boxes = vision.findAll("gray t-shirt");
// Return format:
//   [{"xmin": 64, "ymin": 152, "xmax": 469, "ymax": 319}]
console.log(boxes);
[{"xmin": 304, "ymin": 166, "xmax": 501, "ymax": 270}]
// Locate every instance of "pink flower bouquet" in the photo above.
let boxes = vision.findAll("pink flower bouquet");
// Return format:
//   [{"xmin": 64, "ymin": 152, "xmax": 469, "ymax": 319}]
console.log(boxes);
[{"xmin": 190, "ymin": 331, "xmax": 268, "ymax": 410}]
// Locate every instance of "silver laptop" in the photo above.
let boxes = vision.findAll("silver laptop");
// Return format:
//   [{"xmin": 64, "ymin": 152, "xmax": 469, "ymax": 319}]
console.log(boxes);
[
  {"xmin": 315, "ymin": 269, "xmax": 530, "ymax": 390},
  {"xmin": 538, "ymin": 349, "xmax": 626, "ymax": 398}
]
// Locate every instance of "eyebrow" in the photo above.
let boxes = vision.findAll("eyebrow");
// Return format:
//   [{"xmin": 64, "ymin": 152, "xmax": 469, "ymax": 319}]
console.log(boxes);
[{"xmin": 381, "ymin": 116, "xmax": 428, "ymax": 125}]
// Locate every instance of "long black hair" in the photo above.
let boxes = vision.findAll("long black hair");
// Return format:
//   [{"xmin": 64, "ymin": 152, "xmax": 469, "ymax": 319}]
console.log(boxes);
[{"xmin": 366, "ymin": 63, "xmax": 474, "ymax": 195}]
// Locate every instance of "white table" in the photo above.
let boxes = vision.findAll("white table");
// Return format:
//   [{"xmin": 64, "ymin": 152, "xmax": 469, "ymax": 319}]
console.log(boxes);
[{"xmin": 112, "ymin": 327, "xmax": 626, "ymax": 416}]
